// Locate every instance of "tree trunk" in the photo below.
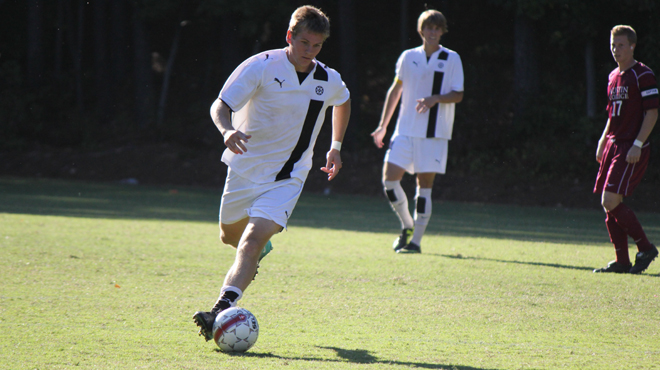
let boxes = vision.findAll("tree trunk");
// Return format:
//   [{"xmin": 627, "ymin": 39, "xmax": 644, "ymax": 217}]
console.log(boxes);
[
  {"xmin": 26, "ymin": 0, "xmax": 44, "ymax": 88},
  {"xmin": 399, "ymin": 0, "xmax": 409, "ymax": 50},
  {"xmin": 54, "ymin": 0, "xmax": 64, "ymax": 80},
  {"xmin": 513, "ymin": 13, "xmax": 539, "ymax": 120},
  {"xmin": 65, "ymin": 0, "xmax": 85, "ymax": 112},
  {"xmin": 93, "ymin": 0, "xmax": 112, "ymax": 123},
  {"xmin": 157, "ymin": 21, "xmax": 186, "ymax": 126},
  {"xmin": 585, "ymin": 39, "xmax": 596, "ymax": 118},
  {"xmin": 110, "ymin": 0, "xmax": 128, "ymax": 95},
  {"xmin": 132, "ymin": 9, "xmax": 154, "ymax": 128},
  {"xmin": 337, "ymin": 0, "xmax": 359, "ymax": 148}
]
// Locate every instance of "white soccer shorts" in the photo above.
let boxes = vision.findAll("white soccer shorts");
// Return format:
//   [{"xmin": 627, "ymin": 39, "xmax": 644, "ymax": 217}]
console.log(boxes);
[
  {"xmin": 220, "ymin": 168, "xmax": 304, "ymax": 229},
  {"xmin": 384, "ymin": 134, "xmax": 448, "ymax": 174}
]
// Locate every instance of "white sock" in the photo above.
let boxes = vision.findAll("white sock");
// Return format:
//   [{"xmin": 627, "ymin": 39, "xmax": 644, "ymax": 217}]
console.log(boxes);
[
  {"xmin": 411, "ymin": 187, "xmax": 432, "ymax": 245},
  {"xmin": 384, "ymin": 180, "xmax": 414, "ymax": 230},
  {"xmin": 219, "ymin": 286, "xmax": 243, "ymax": 307}
]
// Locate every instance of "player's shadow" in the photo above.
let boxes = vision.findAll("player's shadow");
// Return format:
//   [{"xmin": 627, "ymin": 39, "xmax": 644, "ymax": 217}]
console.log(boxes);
[
  {"xmin": 220, "ymin": 346, "xmax": 499, "ymax": 370},
  {"xmin": 437, "ymin": 253, "xmax": 660, "ymax": 276}
]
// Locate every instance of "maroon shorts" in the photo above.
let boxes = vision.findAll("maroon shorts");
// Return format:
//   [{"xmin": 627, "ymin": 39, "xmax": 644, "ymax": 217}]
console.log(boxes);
[{"xmin": 594, "ymin": 138, "xmax": 650, "ymax": 196}]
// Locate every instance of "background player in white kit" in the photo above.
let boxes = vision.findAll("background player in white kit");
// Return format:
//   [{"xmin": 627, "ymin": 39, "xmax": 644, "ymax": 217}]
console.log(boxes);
[
  {"xmin": 193, "ymin": 5, "xmax": 351, "ymax": 341},
  {"xmin": 371, "ymin": 9, "xmax": 464, "ymax": 253}
]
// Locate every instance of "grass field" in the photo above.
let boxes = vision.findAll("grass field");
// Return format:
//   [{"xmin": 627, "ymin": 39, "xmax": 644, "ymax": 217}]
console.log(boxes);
[{"xmin": 1, "ymin": 178, "xmax": 659, "ymax": 370}]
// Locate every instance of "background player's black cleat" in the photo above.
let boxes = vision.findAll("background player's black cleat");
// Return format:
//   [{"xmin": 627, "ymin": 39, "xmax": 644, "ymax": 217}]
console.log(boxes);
[
  {"xmin": 393, "ymin": 228, "xmax": 413, "ymax": 252},
  {"xmin": 397, "ymin": 241, "xmax": 421, "ymax": 254},
  {"xmin": 629, "ymin": 244, "xmax": 658, "ymax": 274},
  {"xmin": 193, "ymin": 311, "xmax": 217, "ymax": 341},
  {"xmin": 593, "ymin": 260, "xmax": 632, "ymax": 273}
]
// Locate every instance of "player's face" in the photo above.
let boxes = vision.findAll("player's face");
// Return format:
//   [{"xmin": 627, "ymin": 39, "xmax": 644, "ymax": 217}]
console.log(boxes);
[
  {"xmin": 286, "ymin": 29, "xmax": 325, "ymax": 72},
  {"xmin": 419, "ymin": 25, "xmax": 444, "ymax": 45},
  {"xmin": 610, "ymin": 35, "xmax": 635, "ymax": 66}
]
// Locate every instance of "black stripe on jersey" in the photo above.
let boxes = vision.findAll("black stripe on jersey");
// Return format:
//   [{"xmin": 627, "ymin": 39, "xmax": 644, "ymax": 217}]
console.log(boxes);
[
  {"xmin": 438, "ymin": 51, "xmax": 449, "ymax": 60},
  {"xmin": 641, "ymin": 87, "xmax": 659, "ymax": 100},
  {"xmin": 275, "ymin": 99, "xmax": 325, "ymax": 181},
  {"xmin": 426, "ymin": 71, "xmax": 444, "ymax": 138},
  {"xmin": 313, "ymin": 64, "xmax": 328, "ymax": 81}
]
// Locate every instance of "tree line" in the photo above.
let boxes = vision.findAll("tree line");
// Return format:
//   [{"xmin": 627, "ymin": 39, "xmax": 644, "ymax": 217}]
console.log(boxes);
[{"xmin": 1, "ymin": 0, "xmax": 659, "ymax": 183}]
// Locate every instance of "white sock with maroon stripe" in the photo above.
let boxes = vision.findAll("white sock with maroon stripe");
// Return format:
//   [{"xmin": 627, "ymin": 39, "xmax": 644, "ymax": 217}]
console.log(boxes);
[
  {"xmin": 411, "ymin": 187, "xmax": 432, "ymax": 246},
  {"xmin": 384, "ymin": 180, "xmax": 414, "ymax": 230}
]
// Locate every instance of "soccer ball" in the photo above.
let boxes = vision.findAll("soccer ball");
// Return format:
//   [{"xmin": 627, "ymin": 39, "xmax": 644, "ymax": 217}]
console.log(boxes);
[{"xmin": 212, "ymin": 307, "xmax": 259, "ymax": 352}]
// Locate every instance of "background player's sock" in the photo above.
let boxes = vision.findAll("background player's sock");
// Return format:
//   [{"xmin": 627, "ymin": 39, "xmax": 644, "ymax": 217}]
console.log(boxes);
[
  {"xmin": 411, "ymin": 188, "xmax": 432, "ymax": 246},
  {"xmin": 211, "ymin": 286, "xmax": 243, "ymax": 314},
  {"xmin": 609, "ymin": 203, "xmax": 652, "ymax": 252},
  {"xmin": 606, "ymin": 212, "xmax": 630, "ymax": 265},
  {"xmin": 384, "ymin": 180, "xmax": 414, "ymax": 230}
]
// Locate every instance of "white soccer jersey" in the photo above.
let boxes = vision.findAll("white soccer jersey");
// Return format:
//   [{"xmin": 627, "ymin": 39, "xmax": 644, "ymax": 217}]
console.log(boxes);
[
  {"xmin": 218, "ymin": 48, "xmax": 350, "ymax": 184},
  {"xmin": 393, "ymin": 46, "xmax": 464, "ymax": 139}
]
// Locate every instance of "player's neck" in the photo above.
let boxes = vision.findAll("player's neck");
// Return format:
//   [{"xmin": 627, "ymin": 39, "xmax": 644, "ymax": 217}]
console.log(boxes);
[
  {"xmin": 423, "ymin": 43, "xmax": 440, "ymax": 57},
  {"xmin": 617, "ymin": 58, "xmax": 637, "ymax": 72}
]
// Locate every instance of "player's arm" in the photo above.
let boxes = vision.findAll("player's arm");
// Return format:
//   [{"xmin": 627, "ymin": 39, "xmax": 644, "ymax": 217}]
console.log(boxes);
[
  {"xmin": 321, "ymin": 99, "xmax": 351, "ymax": 181},
  {"xmin": 596, "ymin": 118, "xmax": 611, "ymax": 163},
  {"xmin": 211, "ymin": 99, "xmax": 251, "ymax": 155},
  {"xmin": 626, "ymin": 108, "xmax": 658, "ymax": 164},
  {"xmin": 415, "ymin": 90, "xmax": 464, "ymax": 113},
  {"xmin": 371, "ymin": 78, "xmax": 403, "ymax": 148}
]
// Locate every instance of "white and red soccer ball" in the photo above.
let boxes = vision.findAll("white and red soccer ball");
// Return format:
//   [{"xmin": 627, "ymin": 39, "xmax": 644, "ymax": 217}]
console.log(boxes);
[{"xmin": 212, "ymin": 307, "xmax": 259, "ymax": 352}]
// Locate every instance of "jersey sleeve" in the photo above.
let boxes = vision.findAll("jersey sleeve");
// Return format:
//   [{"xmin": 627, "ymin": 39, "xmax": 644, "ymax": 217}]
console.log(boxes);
[
  {"xmin": 639, "ymin": 70, "xmax": 659, "ymax": 111},
  {"xmin": 394, "ymin": 51, "xmax": 406, "ymax": 82},
  {"xmin": 450, "ymin": 53, "xmax": 465, "ymax": 92},
  {"xmin": 218, "ymin": 56, "xmax": 262, "ymax": 112}
]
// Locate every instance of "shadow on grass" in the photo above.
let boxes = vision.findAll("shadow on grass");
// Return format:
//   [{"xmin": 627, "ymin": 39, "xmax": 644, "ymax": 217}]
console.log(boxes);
[
  {"xmin": 439, "ymin": 253, "xmax": 596, "ymax": 271},
  {"xmin": 2, "ymin": 178, "xmax": 658, "ymax": 246},
  {"xmin": 215, "ymin": 346, "xmax": 498, "ymax": 370}
]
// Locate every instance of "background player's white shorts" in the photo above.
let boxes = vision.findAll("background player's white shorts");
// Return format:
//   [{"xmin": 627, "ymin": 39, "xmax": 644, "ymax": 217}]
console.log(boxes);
[
  {"xmin": 384, "ymin": 134, "xmax": 448, "ymax": 174},
  {"xmin": 220, "ymin": 168, "xmax": 304, "ymax": 229}
]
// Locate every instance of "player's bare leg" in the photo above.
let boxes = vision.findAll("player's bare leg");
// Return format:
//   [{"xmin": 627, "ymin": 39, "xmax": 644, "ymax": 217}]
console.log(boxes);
[
  {"xmin": 383, "ymin": 162, "xmax": 414, "ymax": 251},
  {"xmin": 220, "ymin": 217, "xmax": 250, "ymax": 248},
  {"xmin": 193, "ymin": 217, "xmax": 280, "ymax": 341}
]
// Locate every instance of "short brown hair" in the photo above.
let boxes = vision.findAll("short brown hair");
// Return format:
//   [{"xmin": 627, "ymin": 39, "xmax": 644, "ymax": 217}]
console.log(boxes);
[
  {"xmin": 289, "ymin": 5, "xmax": 330, "ymax": 40},
  {"xmin": 417, "ymin": 9, "xmax": 448, "ymax": 34},
  {"xmin": 611, "ymin": 25, "xmax": 637, "ymax": 45}
]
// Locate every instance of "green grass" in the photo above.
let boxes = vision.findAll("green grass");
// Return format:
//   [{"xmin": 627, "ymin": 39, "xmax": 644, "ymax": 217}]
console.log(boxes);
[{"xmin": 1, "ymin": 178, "xmax": 659, "ymax": 369}]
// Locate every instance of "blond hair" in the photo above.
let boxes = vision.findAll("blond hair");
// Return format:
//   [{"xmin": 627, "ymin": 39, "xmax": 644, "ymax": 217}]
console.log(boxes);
[
  {"xmin": 611, "ymin": 25, "xmax": 637, "ymax": 45},
  {"xmin": 289, "ymin": 5, "xmax": 330, "ymax": 40},
  {"xmin": 417, "ymin": 10, "xmax": 448, "ymax": 34}
]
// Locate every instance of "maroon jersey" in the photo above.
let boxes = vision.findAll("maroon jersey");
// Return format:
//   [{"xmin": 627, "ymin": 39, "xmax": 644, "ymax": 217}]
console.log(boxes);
[{"xmin": 607, "ymin": 62, "xmax": 659, "ymax": 141}]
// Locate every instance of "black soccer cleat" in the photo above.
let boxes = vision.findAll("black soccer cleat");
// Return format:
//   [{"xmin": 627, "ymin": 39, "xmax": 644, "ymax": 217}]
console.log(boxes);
[
  {"xmin": 192, "ymin": 311, "xmax": 217, "ymax": 341},
  {"xmin": 593, "ymin": 260, "xmax": 632, "ymax": 273},
  {"xmin": 629, "ymin": 244, "xmax": 658, "ymax": 274},
  {"xmin": 393, "ymin": 228, "xmax": 413, "ymax": 252},
  {"xmin": 397, "ymin": 241, "xmax": 421, "ymax": 254}
]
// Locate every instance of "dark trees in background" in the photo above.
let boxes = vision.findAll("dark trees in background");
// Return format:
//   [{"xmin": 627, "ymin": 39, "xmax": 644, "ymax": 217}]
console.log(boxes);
[{"xmin": 3, "ymin": 0, "xmax": 660, "ymax": 182}]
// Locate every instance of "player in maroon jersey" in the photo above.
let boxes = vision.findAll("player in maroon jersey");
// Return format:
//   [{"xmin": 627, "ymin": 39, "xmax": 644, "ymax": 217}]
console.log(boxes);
[{"xmin": 593, "ymin": 25, "xmax": 659, "ymax": 274}]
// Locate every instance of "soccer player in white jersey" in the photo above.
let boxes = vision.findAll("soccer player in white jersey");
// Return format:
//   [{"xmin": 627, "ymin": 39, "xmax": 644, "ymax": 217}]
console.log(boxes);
[
  {"xmin": 193, "ymin": 5, "xmax": 351, "ymax": 341},
  {"xmin": 371, "ymin": 9, "xmax": 464, "ymax": 254}
]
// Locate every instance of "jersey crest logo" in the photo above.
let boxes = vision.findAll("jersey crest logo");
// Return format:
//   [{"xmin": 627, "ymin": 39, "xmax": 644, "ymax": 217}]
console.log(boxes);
[
  {"xmin": 315, "ymin": 86, "xmax": 324, "ymax": 95},
  {"xmin": 274, "ymin": 78, "xmax": 285, "ymax": 88}
]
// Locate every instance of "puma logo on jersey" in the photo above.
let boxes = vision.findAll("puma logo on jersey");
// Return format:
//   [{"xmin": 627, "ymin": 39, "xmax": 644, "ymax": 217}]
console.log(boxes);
[
  {"xmin": 274, "ymin": 78, "xmax": 285, "ymax": 88},
  {"xmin": 264, "ymin": 54, "xmax": 270, "ymax": 60},
  {"xmin": 412, "ymin": 61, "xmax": 419, "ymax": 67}
]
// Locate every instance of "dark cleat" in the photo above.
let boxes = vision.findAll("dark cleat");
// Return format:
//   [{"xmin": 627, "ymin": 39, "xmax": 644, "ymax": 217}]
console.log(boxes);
[
  {"xmin": 629, "ymin": 244, "xmax": 658, "ymax": 274},
  {"xmin": 193, "ymin": 311, "xmax": 217, "ymax": 341},
  {"xmin": 593, "ymin": 260, "xmax": 632, "ymax": 273},
  {"xmin": 397, "ymin": 241, "xmax": 421, "ymax": 254},
  {"xmin": 393, "ymin": 228, "xmax": 413, "ymax": 252}
]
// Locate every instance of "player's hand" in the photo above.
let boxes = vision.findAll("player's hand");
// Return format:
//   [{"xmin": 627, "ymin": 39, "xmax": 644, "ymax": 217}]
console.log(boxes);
[
  {"xmin": 223, "ymin": 130, "xmax": 252, "ymax": 155},
  {"xmin": 626, "ymin": 145, "xmax": 641, "ymax": 164},
  {"xmin": 415, "ymin": 96, "xmax": 438, "ymax": 113},
  {"xmin": 321, "ymin": 149, "xmax": 342, "ymax": 181},
  {"xmin": 370, "ymin": 126, "xmax": 387, "ymax": 148}
]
